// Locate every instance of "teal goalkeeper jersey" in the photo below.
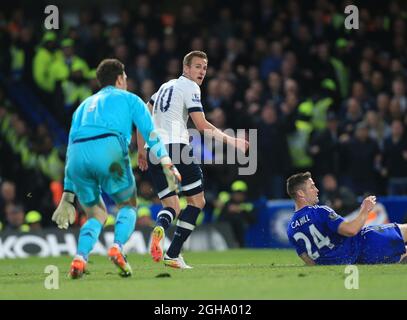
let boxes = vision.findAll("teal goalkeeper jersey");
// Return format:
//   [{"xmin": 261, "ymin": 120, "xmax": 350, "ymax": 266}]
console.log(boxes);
[{"xmin": 64, "ymin": 86, "xmax": 168, "ymax": 190}]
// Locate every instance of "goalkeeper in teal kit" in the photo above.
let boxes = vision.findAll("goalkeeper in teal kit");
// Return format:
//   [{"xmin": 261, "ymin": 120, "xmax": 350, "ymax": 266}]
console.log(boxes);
[{"xmin": 52, "ymin": 59, "xmax": 181, "ymax": 278}]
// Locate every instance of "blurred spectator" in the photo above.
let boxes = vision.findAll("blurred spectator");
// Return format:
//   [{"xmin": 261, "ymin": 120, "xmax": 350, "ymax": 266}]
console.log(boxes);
[
  {"xmin": 165, "ymin": 57, "xmax": 181, "ymax": 81},
  {"xmin": 114, "ymin": 43, "xmax": 130, "ymax": 66},
  {"xmin": 135, "ymin": 2, "xmax": 160, "ymax": 35},
  {"xmin": 32, "ymin": 124, "xmax": 52, "ymax": 154},
  {"xmin": 206, "ymin": 36, "xmax": 224, "ymax": 69},
  {"xmin": 376, "ymin": 93, "xmax": 392, "ymax": 124},
  {"xmin": 342, "ymin": 121, "xmax": 382, "ymax": 195},
  {"xmin": 76, "ymin": 10, "xmax": 93, "ymax": 44},
  {"xmin": 204, "ymin": 108, "xmax": 239, "ymax": 192},
  {"xmin": 211, "ymin": 191, "xmax": 231, "ymax": 221},
  {"xmin": 351, "ymin": 81, "xmax": 375, "ymax": 112},
  {"xmin": 146, "ymin": 38, "xmax": 164, "ymax": 81},
  {"xmin": 391, "ymin": 77, "xmax": 407, "ymax": 112},
  {"xmin": 128, "ymin": 54, "xmax": 153, "ymax": 87},
  {"xmin": 4, "ymin": 203, "xmax": 28, "ymax": 232},
  {"xmin": 161, "ymin": 35, "xmax": 178, "ymax": 63},
  {"xmin": 218, "ymin": 180, "xmax": 256, "ymax": 247},
  {"xmin": 359, "ymin": 59, "xmax": 372, "ymax": 86},
  {"xmin": 311, "ymin": 42, "xmax": 336, "ymax": 89},
  {"xmin": 364, "ymin": 110, "xmax": 391, "ymax": 150},
  {"xmin": 310, "ymin": 112, "xmax": 341, "ymax": 180},
  {"xmin": 25, "ymin": 210, "xmax": 42, "ymax": 231},
  {"xmin": 263, "ymin": 72, "xmax": 284, "ymax": 106},
  {"xmin": 50, "ymin": 38, "xmax": 92, "ymax": 125},
  {"xmin": 319, "ymin": 174, "xmax": 359, "ymax": 217},
  {"xmin": 382, "ymin": 119, "xmax": 407, "ymax": 195},
  {"xmin": 260, "ymin": 41, "xmax": 283, "ymax": 80},
  {"xmin": 0, "ymin": 180, "xmax": 18, "ymax": 223},
  {"xmin": 340, "ymin": 97, "xmax": 364, "ymax": 139},
  {"xmin": 203, "ymin": 78, "xmax": 223, "ymax": 113},
  {"xmin": 139, "ymin": 79, "xmax": 156, "ymax": 103},
  {"xmin": 82, "ymin": 22, "xmax": 109, "ymax": 69},
  {"xmin": 174, "ymin": 5, "xmax": 201, "ymax": 44},
  {"xmin": 9, "ymin": 24, "xmax": 35, "ymax": 84},
  {"xmin": 126, "ymin": 78, "xmax": 137, "ymax": 94},
  {"xmin": 310, "ymin": 79, "xmax": 337, "ymax": 132},
  {"xmin": 368, "ymin": 71, "xmax": 386, "ymax": 97},
  {"xmin": 389, "ymin": 98, "xmax": 403, "ymax": 121},
  {"xmin": 211, "ymin": 7, "xmax": 236, "ymax": 42},
  {"xmin": 107, "ymin": 24, "xmax": 125, "ymax": 50},
  {"xmin": 292, "ymin": 24, "xmax": 313, "ymax": 79},
  {"xmin": 286, "ymin": 98, "xmax": 313, "ymax": 174},
  {"xmin": 257, "ymin": 104, "xmax": 291, "ymax": 199},
  {"xmin": 32, "ymin": 31, "xmax": 59, "ymax": 94}
]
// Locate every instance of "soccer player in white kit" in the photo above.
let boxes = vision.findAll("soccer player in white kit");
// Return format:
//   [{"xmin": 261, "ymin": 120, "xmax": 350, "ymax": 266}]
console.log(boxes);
[{"xmin": 137, "ymin": 51, "xmax": 248, "ymax": 268}]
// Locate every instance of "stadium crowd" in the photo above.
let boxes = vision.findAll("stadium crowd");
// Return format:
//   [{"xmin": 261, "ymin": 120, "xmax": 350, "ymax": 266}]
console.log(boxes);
[{"xmin": 0, "ymin": 0, "xmax": 407, "ymax": 234}]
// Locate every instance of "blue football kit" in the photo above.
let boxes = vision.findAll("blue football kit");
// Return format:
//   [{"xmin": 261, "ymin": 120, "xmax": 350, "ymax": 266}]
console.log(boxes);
[
  {"xmin": 64, "ymin": 86, "xmax": 168, "ymax": 206},
  {"xmin": 287, "ymin": 205, "xmax": 406, "ymax": 265}
]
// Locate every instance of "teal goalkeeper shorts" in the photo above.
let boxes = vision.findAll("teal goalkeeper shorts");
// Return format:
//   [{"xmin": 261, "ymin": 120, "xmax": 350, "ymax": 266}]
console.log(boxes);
[{"xmin": 66, "ymin": 134, "xmax": 136, "ymax": 207}]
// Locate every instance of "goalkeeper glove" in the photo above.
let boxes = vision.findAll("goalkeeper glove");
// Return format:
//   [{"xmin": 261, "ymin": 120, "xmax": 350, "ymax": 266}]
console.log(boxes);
[
  {"xmin": 160, "ymin": 156, "xmax": 182, "ymax": 193},
  {"xmin": 52, "ymin": 191, "xmax": 76, "ymax": 229}
]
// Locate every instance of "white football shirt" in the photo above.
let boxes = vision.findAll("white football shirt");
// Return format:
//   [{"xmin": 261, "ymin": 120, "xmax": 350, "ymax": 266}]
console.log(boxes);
[{"xmin": 149, "ymin": 75, "xmax": 203, "ymax": 145}]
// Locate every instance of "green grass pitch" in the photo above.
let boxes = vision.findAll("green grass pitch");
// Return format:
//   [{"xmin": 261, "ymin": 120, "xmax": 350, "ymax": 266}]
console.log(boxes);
[{"xmin": 0, "ymin": 249, "xmax": 406, "ymax": 299}]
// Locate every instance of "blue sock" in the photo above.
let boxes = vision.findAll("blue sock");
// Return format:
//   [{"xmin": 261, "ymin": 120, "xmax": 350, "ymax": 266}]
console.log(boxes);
[
  {"xmin": 166, "ymin": 205, "xmax": 201, "ymax": 258},
  {"xmin": 156, "ymin": 207, "xmax": 176, "ymax": 230},
  {"xmin": 77, "ymin": 218, "xmax": 103, "ymax": 261},
  {"xmin": 114, "ymin": 206, "xmax": 137, "ymax": 247}
]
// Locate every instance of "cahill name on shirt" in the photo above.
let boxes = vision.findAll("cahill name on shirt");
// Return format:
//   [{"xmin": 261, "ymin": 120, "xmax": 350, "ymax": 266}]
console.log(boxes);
[{"xmin": 291, "ymin": 215, "xmax": 310, "ymax": 228}]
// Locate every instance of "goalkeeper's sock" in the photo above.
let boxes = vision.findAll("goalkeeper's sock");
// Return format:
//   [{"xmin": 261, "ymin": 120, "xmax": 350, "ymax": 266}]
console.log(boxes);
[
  {"xmin": 166, "ymin": 205, "xmax": 200, "ymax": 258},
  {"xmin": 156, "ymin": 207, "xmax": 176, "ymax": 231},
  {"xmin": 77, "ymin": 218, "xmax": 103, "ymax": 261},
  {"xmin": 114, "ymin": 206, "xmax": 137, "ymax": 247}
]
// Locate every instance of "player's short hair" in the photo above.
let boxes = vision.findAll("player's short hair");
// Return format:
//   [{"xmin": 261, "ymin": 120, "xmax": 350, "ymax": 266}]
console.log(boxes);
[
  {"xmin": 96, "ymin": 59, "xmax": 125, "ymax": 87},
  {"xmin": 286, "ymin": 172, "xmax": 312, "ymax": 199},
  {"xmin": 183, "ymin": 51, "xmax": 208, "ymax": 66}
]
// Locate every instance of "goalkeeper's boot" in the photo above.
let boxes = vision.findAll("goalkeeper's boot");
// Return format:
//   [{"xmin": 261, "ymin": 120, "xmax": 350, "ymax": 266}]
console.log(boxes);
[
  {"xmin": 69, "ymin": 255, "xmax": 87, "ymax": 279},
  {"xmin": 150, "ymin": 226, "xmax": 164, "ymax": 262},
  {"xmin": 163, "ymin": 253, "xmax": 193, "ymax": 269},
  {"xmin": 108, "ymin": 244, "xmax": 132, "ymax": 277}
]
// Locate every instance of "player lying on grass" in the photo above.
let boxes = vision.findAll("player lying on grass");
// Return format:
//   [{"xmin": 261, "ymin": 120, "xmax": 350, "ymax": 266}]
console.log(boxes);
[
  {"xmin": 286, "ymin": 172, "xmax": 407, "ymax": 265},
  {"xmin": 51, "ymin": 59, "xmax": 181, "ymax": 278}
]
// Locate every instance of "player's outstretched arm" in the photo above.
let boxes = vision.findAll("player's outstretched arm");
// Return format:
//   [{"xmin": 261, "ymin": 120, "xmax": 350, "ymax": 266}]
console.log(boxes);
[
  {"xmin": 136, "ymin": 129, "xmax": 148, "ymax": 171},
  {"xmin": 131, "ymin": 96, "xmax": 167, "ymax": 158},
  {"xmin": 337, "ymin": 195, "xmax": 376, "ymax": 237},
  {"xmin": 190, "ymin": 111, "xmax": 249, "ymax": 154},
  {"xmin": 132, "ymin": 97, "xmax": 181, "ymax": 191},
  {"xmin": 136, "ymin": 101, "xmax": 154, "ymax": 171}
]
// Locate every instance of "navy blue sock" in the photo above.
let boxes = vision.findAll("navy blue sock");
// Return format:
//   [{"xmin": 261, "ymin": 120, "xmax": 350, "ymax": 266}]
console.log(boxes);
[
  {"xmin": 156, "ymin": 207, "xmax": 176, "ymax": 230},
  {"xmin": 166, "ymin": 205, "xmax": 201, "ymax": 258}
]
